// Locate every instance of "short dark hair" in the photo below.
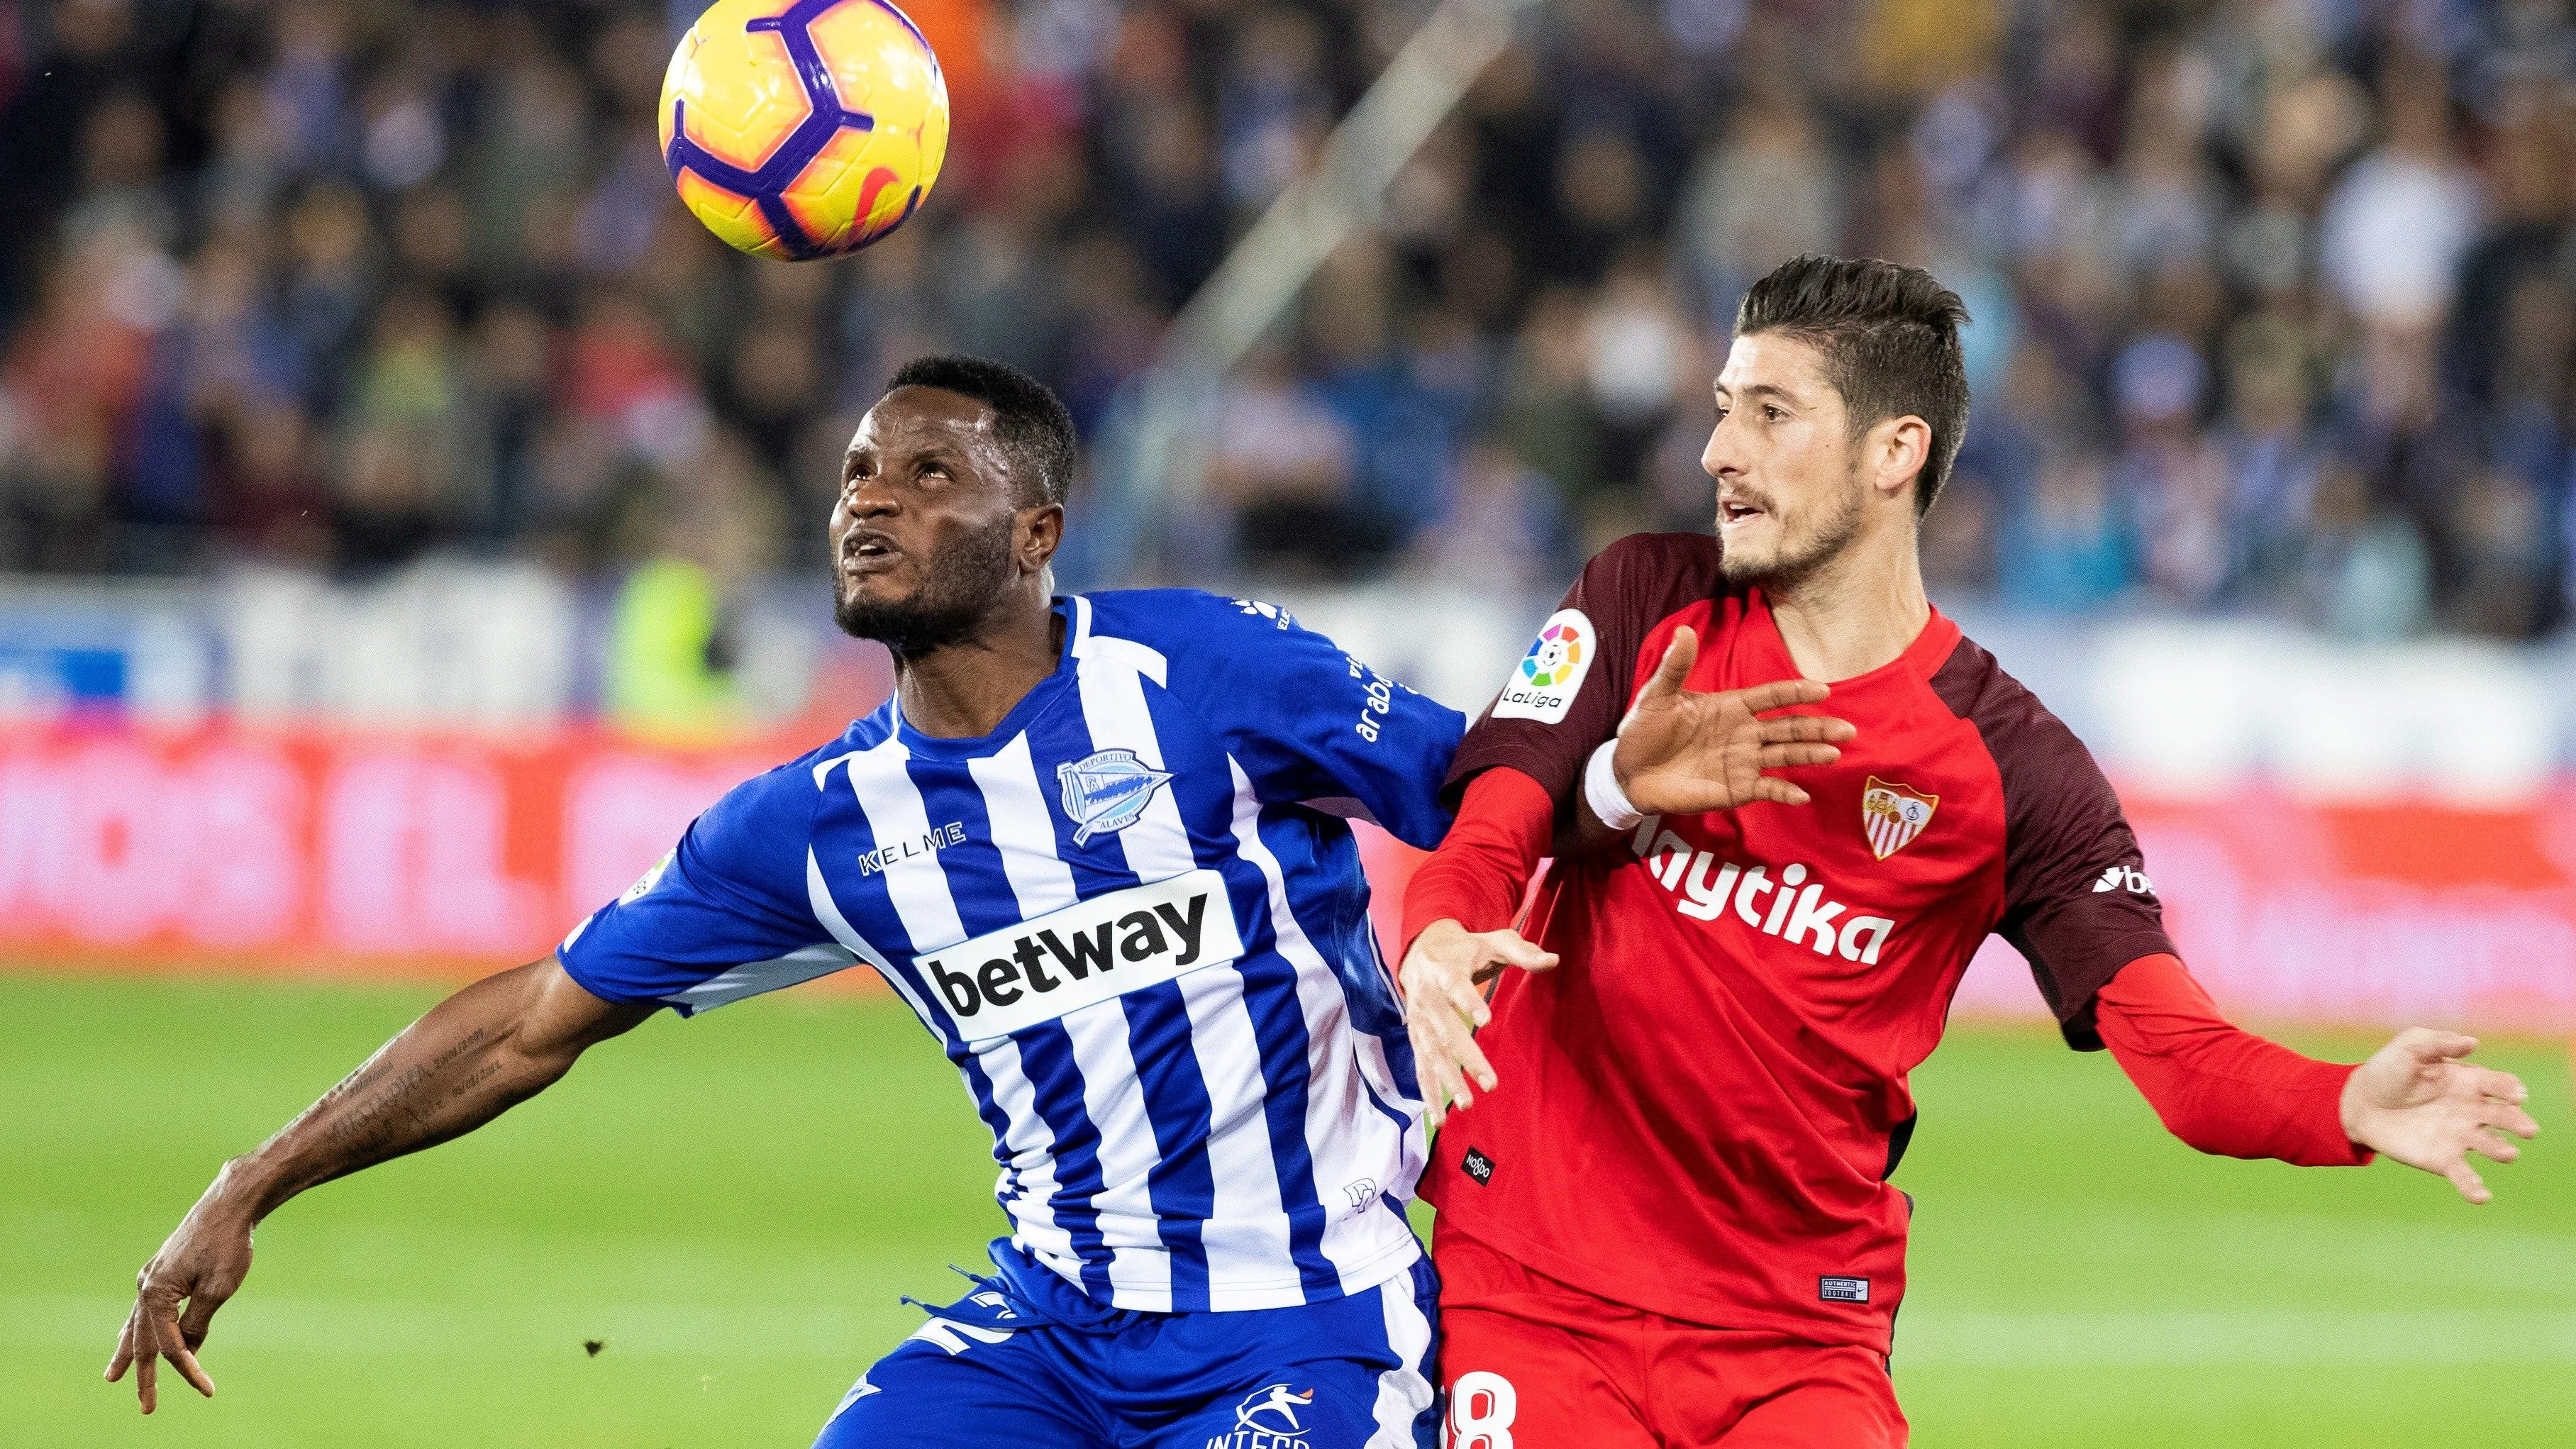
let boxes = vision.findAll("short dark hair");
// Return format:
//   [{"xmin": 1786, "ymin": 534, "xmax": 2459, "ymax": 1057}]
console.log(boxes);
[
  {"xmin": 1734, "ymin": 255, "xmax": 1971, "ymax": 516},
  {"xmin": 884, "ymin": 355, "xmax": 1077, "ymax": 506}
]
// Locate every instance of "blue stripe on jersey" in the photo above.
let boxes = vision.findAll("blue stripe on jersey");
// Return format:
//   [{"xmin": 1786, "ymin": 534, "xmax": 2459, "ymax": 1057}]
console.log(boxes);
[
  {"xmin": 809, "ymin": 783, "xmax": 1039, "ymax": 1220},
  {"xmin": 1012, "ymin": 1018, "xmax": 1119, "ymax": 1301},
  {"xmin": 1118, "ymin": 979, "xmax": 1215, "ymax": 1312},
  {"xmin": 1222, "ymin": 869, "xmax": 1340, "ymax": 1299},
  {"xmin": 989, "ymin": 687, "xmax": 1144, "ymax": 1294},
  {"xmin": 1021, "ymin": 689, "xmax": 1147, "ymax": 898},
  {"xmin": 816, "ymin": 764, "xmax": 970, "ymax": 1046},
  {"xmin": 907, "ymin": 753, "xmax": 1033, "ymax": 938},
  {"xmin": 879, "ymin": 740, "xmax": 1134, "ymax": 1294}
]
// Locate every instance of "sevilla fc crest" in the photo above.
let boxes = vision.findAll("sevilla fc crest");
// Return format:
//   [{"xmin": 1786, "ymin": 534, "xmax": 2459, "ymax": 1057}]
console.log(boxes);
[{"xmin": 1861, "ymin": 777, "xmax": 1938, "ymax": 860}]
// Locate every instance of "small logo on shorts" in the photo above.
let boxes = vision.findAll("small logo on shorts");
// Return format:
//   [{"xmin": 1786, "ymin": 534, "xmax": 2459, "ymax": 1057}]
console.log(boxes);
[
  {"xmin": 1235, "ymin": 1384, "xmax": 1314, "ymax": 1433},
  {"xmin": 1820, "ymin": 1275, "xmax": 1872, "ymax": 1304},
  {"xmin": 1462, "ymin": 1147, "xmax": 1496, "ymax": 1185}
]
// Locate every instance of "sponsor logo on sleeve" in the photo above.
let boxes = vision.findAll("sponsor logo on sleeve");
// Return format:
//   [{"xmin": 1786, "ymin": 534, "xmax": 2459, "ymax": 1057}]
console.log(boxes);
[
  {"xmin": 917, "ymin": 869, "xmax": 1244, "ymax": 1041},
  {"xmin": 2093, "ymin": 864, "xmax": 2155, "ymax": 896},
  {"xmin": 1489, "ymin": 608, "xmax": 1594, "ymax": 723},
  {"xmin": 1461, "ymin": 1146, "xmax": 1497, "ymax": 1184}
]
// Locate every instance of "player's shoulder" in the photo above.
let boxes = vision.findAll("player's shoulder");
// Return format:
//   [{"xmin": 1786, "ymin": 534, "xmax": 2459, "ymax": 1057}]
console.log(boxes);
[
  {"xmin": 1076, "ymin": 588, "xmax": 1318, "ymax": 657},
  {"xmin": 1925, "ymin": 630, "xmax": 2114, "ymax": 802},
  {"xmin": 1574, "ymin": 531, "xmax": 1728, "ymax": 628},
  {"xmin": 706, "ymin": 727, "xmax": 870, "ymax": 835}
]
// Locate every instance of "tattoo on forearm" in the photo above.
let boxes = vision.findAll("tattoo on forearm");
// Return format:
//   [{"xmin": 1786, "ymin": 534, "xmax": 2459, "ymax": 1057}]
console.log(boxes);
[
  {"xmin": 448, "ymin": 1060, "xmax": 504, "ymax": 1101},
  {"xmin": 311, "ymin": 1025, "xmax": 499, "ymax": 1157},
  {"xmin": 425, "ymin": 1026, "xmax": 489, "ymax": 1075}
]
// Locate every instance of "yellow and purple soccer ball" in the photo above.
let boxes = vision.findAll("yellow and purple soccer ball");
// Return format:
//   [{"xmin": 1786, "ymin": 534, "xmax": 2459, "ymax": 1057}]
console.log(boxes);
[{"xmin": 659, "ymin": 0, "xmax": 949, "ymax": 260}]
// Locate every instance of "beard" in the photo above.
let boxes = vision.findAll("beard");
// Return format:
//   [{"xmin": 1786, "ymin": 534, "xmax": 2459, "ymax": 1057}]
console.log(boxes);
[
  {"xmin": 832, "ymin": 513, "xmax": 1020, "ymax": 657},
  {"xmin": 1719, "ymin": 460, "xmax": 1867, "ymax": 592}
]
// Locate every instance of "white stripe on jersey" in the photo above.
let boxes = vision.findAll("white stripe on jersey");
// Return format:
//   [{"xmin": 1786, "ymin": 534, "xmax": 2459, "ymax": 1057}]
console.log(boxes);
[
  {"xmin": 972, "ymin": 1026, "xmax": 1080, "ymax": 1275},
  {"xmin": 1072, "ymin": 648, "xmax": 1197, "ymax": 884},
  {"xmin": 957, "ymin": 731, "xmax": 1089, "ymax": 1272},
  {"xmin": 1070, "ymin": 595, "xmax": 1169, "ymax": 685},
  {"xmin": 843, "ymin": 739, "xmax": 968, "ymax": 953},
  {"xmin": 1062, "ymin": 996, "xmax": 1172, "ymax": 1307},
  {"xmin": 1179, "ymin": 961, "xmax": 1301, "ymax": 1309},
  {"xmin": 1227, "ymin": 759, "xmax": 1423, "ymax": 1297},
  {"xmin": 1064, "ymin": 653, "xmax": 1197, "ymax": 1306},
  {"xmin": 1077, "ymin": 645, "xmax": 1311, "ymax": 1304},
  {"xmin": 966, "ymin": 733, "xmax": 1080, "ymax": 916}
]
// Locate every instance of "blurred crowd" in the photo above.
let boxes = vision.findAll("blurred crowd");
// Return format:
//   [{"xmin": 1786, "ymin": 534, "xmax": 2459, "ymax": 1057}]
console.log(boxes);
[{"xmin": 2, "ymin": 0, "xmax": 2574, "ymax": 640}]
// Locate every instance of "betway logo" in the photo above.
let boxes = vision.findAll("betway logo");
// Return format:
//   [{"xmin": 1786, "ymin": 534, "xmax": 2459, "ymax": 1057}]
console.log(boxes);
[
  {"xmin": 2094, "ymin": 865, "xmax": 2155, "ymax": 895},
  {"xmin": 919, "ymin": 869, "xmax": 1244, "ymax": 1042},
  {"xmin": 1631, "ymin": 818, "xmax": 1899, "ymax": 965}
]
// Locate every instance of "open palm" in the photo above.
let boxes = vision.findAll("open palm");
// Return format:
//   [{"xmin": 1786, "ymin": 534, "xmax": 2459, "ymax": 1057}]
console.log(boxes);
[
  {"xmin": 1612, "ymin": 628, "xmax": 1855, "ymax": 814},
  {"xmin": 2341, "ymin": 1028, "xmax": 2538, "ymax": 1204}
]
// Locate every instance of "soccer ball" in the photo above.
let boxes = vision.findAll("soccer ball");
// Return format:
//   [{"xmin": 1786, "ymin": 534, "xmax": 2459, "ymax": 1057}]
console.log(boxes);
[{"xmin": 659, "ymin": 0, "xmax": 949, "ymax": 260}]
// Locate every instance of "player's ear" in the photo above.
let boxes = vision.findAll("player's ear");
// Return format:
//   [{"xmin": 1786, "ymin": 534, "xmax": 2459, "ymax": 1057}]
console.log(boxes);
[
  {"xmin": 1017, "ymin": 501, "xmax": 1065, "ymax": 573},
  {"xmin": 1871, "ymin": 416, "xmax": 1931, "ymax": 504}
]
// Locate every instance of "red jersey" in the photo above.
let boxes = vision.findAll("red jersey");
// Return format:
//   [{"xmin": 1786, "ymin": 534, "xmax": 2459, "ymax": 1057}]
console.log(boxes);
[{"xmin": 1420, "ymin": 533, "xmax": 2176, "ymax": 1353}]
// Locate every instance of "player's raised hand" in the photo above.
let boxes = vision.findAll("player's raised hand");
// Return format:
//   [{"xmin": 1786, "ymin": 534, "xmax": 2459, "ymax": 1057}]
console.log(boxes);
[
  {"xmin": 1399, "ymin": 919, "xmax": 1558, "ymax": 1133},
  {"xmin": 2339, "ymin": 1028, "xmax": 2538, "ymax": 1204},
  {"xmin": 107, "ymin": 1184, "xmax": 255, "ymax": 1413},
  {"xmin": 1611, "ymin": 628, "xmax": 1854, "ymax": 814}
]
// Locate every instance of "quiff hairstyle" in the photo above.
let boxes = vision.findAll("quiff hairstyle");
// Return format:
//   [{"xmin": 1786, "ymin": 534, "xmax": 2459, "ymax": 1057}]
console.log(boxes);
[{"xmin": 1733, "ymin": 255, "xmax": 1971, "ymax": 516}]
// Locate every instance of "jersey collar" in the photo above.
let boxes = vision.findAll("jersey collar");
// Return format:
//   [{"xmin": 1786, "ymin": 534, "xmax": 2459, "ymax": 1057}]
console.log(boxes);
[{"xmin": 1743, "ymin": 589, "xmax": 1961, "ymax": 689}]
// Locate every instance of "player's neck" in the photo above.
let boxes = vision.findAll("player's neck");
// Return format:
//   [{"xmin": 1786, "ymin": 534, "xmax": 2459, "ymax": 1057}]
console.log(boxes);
[
  {"xmin": 1763, "ymin": 526, "xmax": 1931, "ymax": 684},
  {"xmin": 894, "ymin": 596, "xmax": 1065, "ymax": 739}
]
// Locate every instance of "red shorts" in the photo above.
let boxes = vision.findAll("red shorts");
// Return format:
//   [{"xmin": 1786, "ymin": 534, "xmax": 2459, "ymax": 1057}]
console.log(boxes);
[{"xmin": 1433, "ymin": 1221, "xmax": 1907, "ymax": 1448}]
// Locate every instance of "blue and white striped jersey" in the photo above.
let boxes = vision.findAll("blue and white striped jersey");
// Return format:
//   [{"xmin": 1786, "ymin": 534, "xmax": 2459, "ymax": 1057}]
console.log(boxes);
[{"xmin": 559, "ymin": 591, "xmax": 1463, "ymax": 1314}]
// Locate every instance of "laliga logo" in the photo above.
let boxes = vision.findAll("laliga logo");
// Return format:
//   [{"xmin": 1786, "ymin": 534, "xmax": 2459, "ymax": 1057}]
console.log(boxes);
[
  {"xmin": 1236, "ymin": 1384, "xmax": 1314, "ymax": 1434},
  {"xmin": 1492, "ymin": 609, "xmax": 1595, "ymax": 725},
  {"xmin": 1520, "ymin": 621, "xmax": 1584, "ymax": 688}
]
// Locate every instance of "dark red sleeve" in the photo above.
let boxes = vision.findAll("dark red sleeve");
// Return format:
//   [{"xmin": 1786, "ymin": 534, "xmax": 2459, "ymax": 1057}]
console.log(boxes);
[
  {"xmin": 1400, "ymin": 767, "xmax": 1553, "ymax": 959},
  {"xmin": 2097, "ymin": 954, "xmax": 2371, "ymax": 1167},
  {"xmin": 1930, "ymin": 637, "xmax": 2177, "ymax": 1048},
  {"xmin": 1443, "ymin": 533, "xmax": 1724, "ymax": 813}
]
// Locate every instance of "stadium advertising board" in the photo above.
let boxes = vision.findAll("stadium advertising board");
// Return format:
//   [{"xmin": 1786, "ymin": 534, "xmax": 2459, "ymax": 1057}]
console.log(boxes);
[{"xmin": 0, "ymin": 721, "xmax": 2570, "ymax": 1030}]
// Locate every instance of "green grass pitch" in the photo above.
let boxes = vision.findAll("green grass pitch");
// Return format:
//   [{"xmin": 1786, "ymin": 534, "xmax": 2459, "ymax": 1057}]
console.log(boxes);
[{"xmin": 4, "ymin": 970, "xmax": 2570, "ymax": 1447}]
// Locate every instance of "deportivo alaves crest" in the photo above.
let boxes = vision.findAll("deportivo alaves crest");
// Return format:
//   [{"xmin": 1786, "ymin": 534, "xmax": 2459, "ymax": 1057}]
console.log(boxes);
[{"xmin": 1057, "ymin": 748, "xmax": 1175, "ymax": 845}]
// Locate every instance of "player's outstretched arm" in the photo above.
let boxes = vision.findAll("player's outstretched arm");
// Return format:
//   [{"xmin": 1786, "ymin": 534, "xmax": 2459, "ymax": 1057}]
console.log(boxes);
[
  {"xmin": 106, "ymin": 958, "xmax": 653, "ymax": 1414},
  {"xmin": 2340, "ymin": 1028, "xmax": 2538, "ymax": 1204},
  {"xmin": 2097, "ymin": 956, "xmax": 2535, "ymax": 1203},
  {"xmin": 1573, "ymin": 628, "xmax": 1854, "ymax": 850}
]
